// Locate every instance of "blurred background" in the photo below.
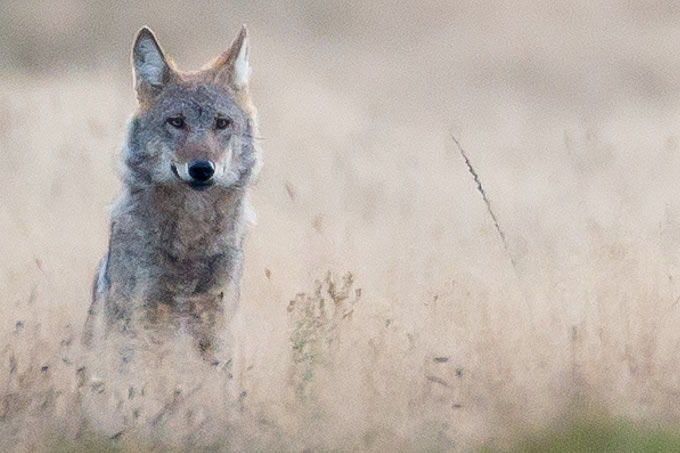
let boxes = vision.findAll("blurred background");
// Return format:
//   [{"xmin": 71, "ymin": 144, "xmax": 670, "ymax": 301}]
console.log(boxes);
[{"xmin": 4, "ymin": 1, "xmax": 680, "ymax": 450}]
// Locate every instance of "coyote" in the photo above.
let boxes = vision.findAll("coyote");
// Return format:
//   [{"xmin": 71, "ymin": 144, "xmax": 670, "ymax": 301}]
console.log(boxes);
[{"xmin": 82, "ymin": 26, "xmax": 261, "ymax": 359}]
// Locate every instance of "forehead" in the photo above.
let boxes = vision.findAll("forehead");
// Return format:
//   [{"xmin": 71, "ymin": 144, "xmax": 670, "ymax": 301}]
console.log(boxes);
[{"xmin": 153, "ymin": 83, "xmax": 246, "ymax": 122}]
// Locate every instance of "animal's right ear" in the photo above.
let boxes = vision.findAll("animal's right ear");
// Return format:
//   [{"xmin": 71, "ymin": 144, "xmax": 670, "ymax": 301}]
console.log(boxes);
[{"xmin": 131, "ymin": 27, "xmax": 174, "ymax": 102}]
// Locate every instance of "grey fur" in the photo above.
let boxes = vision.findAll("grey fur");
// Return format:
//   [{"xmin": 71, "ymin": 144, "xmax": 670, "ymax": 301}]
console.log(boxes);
[{"xmin": 83, "ymin": 26, "xmax": 260, "ymax": 359}]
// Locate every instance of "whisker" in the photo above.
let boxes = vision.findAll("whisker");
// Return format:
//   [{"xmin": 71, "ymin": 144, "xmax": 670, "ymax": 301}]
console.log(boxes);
[{"xmin": 242, "ymin": 134, "xmax": 267, "ymax": 141}]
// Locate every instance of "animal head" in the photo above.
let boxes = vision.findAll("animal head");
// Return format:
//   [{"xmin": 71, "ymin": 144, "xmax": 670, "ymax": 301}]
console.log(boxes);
[{"xmin": 125, "ymin": 26, "xmax": 261, "ymax": 191}]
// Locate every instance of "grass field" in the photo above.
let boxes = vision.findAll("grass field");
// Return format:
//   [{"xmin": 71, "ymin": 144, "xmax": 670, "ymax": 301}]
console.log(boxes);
[{"xmin": 4, "ymin": 1, "xmax": 680, "ymax": 450}]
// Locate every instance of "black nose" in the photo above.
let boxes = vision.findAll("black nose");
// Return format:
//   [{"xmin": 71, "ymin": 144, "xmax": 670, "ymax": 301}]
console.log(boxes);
[{"xmin": 188, "ymin": 160, "xmax": 215, "ymax": 182}]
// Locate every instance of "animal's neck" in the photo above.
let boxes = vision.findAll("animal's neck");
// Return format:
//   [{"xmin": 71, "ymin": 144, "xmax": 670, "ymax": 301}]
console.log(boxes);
[{"xmin": 125, "ymin": 185, "xmax": 246, "ymax": 258}]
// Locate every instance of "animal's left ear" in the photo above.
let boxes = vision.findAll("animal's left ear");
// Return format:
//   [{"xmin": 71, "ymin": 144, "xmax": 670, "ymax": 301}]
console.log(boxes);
[{"xmin": 211, "ymin": 25, "xmax": 251, "ymax": 90}]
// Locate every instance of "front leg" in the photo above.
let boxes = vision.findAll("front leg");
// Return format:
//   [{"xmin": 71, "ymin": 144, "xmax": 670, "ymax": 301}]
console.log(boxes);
[
  {"xmin": 183, "ymin": 281, "xmax": 240, "ymax": 362},
  {"xmin": 82, "ymin": 256, "xmax": 109, "ymax": 347}
]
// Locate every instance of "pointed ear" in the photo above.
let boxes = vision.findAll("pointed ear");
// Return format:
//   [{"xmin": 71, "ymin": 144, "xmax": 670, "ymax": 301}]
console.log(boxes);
[
  {"xmin": 131, "ymin": 27, "xmax": 174, "ymax": 100},
  {"xmin": 212, "ymin": 25, "xmax": 251, "ymax": 90}
]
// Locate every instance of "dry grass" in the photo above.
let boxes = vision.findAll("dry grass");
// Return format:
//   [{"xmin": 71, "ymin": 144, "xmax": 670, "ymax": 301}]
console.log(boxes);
[{"xmin": 4, "ymin": 1, "xmax": 680, "ymax": 450}]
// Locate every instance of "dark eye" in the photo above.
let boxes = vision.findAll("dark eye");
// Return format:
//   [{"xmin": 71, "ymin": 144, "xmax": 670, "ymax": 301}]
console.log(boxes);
[
  {"xmin": 214, "ymin": 117, "xmax": 232, "ymax": 130},
  {"xmin": 166, "ymin": 117, "xmax": 185, "ymax": 129}
]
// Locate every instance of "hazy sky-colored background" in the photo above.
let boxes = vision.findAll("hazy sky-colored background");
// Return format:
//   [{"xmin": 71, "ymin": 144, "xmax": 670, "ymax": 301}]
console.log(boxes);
[{"xmin": 3, "ymin": 1, "xmax": 680, "ymax": 450}]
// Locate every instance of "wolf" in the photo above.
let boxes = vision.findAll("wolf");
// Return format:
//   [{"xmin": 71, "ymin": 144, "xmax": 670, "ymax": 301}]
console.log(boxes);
[{"xmin": 82, "ymin": 26, "xmax": 261, "ymax": 360}]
